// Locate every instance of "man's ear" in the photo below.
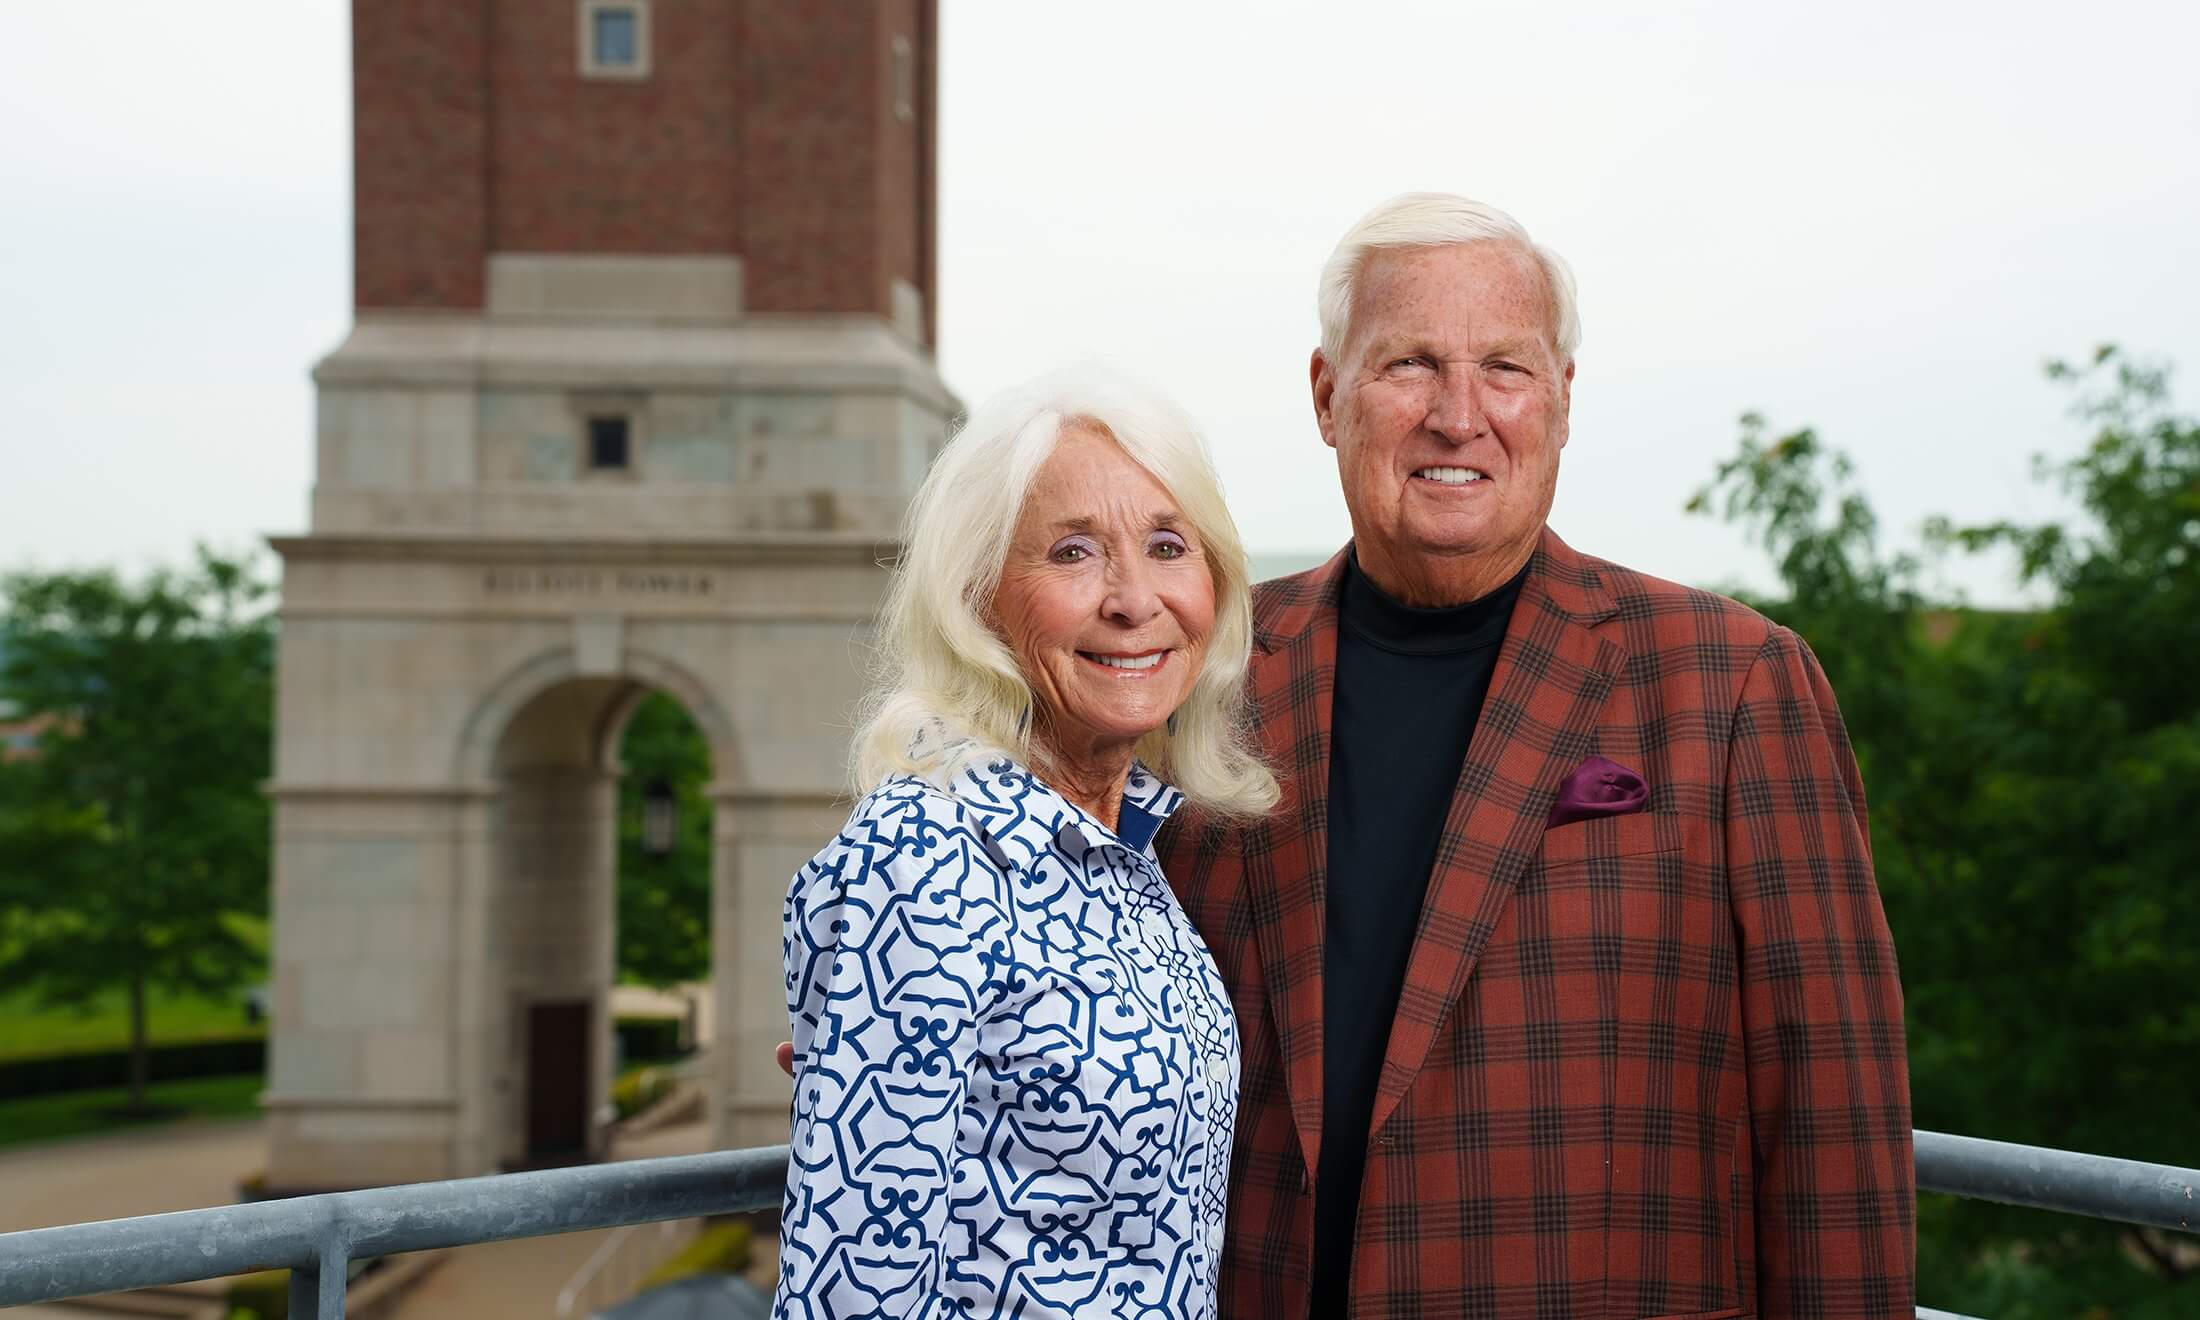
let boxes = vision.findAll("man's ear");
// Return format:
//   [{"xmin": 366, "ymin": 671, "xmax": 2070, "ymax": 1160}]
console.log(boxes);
[
  {"xmin": 1557, "ymin": 358, "xmax": 1575, "ymax": 449},
  {"xmin": 1311, "ymin": 348, "xmax": 1340, "ymax": 451}
]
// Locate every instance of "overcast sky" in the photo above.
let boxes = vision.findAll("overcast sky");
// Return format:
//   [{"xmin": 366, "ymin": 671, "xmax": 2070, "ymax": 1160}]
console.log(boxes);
[{"xmin": 3, "ymin": 1, "xmax": 2195, "ymax": 603}]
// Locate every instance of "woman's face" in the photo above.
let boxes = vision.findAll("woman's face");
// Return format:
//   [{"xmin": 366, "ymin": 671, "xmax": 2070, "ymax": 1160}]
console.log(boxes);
[{"xmin": 993, "ymin": 424, "xmax": 1216, "ymax": 760}]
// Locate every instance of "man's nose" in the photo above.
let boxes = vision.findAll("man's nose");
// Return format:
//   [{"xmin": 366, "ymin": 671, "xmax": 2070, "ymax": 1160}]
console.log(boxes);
[
  {"xmin": 1425, "ymin": 370, "xmax": 1485, "ymax": 444},
  {"xmin": 1102, "ymin": 555, "xmax": 1165, "ymax": 627}
]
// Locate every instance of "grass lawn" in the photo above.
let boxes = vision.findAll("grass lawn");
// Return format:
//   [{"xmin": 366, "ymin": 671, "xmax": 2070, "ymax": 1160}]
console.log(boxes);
[
  {"xmin": 0, "ymin": 1073, "xmax": 262, "ymax": 1148},
  {"xmin": 0, "ymin": 985, "xmax": 262, "ymax": 1062}
]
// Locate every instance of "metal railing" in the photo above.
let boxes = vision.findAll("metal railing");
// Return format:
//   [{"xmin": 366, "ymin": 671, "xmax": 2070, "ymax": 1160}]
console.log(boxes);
[
  {"xmin": 554, "ymin": 1217, "xmax": 699, "ymax": 1319},
  {"xmin": 0, "ymin": 1145, "xmax": 786, "ymax": 1319},
  {"xmin": 0, "ymin": 1131, "xmax": 2192, "ymax": 1319}
]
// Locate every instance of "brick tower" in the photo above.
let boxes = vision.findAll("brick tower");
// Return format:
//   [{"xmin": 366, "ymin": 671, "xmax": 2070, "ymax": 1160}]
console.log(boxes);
[{"xmin": 263, "ymin": 1, "xmax": 952, "ymax": 1189}]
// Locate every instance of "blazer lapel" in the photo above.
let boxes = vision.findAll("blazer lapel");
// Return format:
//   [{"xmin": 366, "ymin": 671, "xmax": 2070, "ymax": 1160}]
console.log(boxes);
[
  {"xmin": 1369, "ymin": 529, "xmax": 1626, "ymax": 1133},
  {"xmin": 1245, "ymin": 547, "xmax": 1348, "ymax": 1179}
]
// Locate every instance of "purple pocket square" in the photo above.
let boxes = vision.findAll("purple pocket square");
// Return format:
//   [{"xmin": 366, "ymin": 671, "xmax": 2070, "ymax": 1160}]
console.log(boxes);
[{"xmin": 1547, "ymin": 755, "xmax": 1649, "ymax": 828}]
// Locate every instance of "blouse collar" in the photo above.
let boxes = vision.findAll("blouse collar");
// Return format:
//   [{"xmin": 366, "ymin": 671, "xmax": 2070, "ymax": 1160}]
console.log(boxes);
[{"xmin": 955, "ymin": 756, "xmax": 1184, "ymax": 856}]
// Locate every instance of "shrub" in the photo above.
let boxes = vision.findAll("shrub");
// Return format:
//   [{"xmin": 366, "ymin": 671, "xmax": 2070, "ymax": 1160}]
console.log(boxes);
[
  {"xmin": 638, "ymin": 1220, "xmax": 753, "ymax": 1291},
  {"xmin": 611, "ymin": 1067, "xmax": 673, "ymax": 1120},
  {"xmin": 613, "ymin": 1016, "xmax": 685, "ymax": 1064},
  {"xmin": 226, "ymin": 1269, "xmax": 288, "ymax": 1320},
  {"xmin": 0, "ymin": 1036, "xmax": 264, "ymax": 1099}
]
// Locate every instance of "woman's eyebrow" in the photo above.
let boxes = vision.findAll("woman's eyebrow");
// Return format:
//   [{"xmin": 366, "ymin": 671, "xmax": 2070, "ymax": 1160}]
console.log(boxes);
[{"xmin": 1040, "ymin": 512, "xmax": 1185, "ymax": 535}]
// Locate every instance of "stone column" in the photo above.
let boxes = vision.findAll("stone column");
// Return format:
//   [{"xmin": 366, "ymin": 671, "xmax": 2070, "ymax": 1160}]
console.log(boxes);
[
  {"xmin": 449, "ymin": 788, "xmax": 500, "ymax": 1177},
  {"xmin": 712, "ymin": 790, "xmax": 848, "ymax": 1152},
  {"xmin": 262, "ymin": 788, "xmax": 469, "ymax": 1191}
]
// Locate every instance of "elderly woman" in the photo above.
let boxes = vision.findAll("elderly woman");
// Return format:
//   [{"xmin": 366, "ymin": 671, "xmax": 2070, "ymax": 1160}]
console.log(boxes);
[{"xmin": 774, "ymin": 367, "xmax": 1278, "ymax": 1319}]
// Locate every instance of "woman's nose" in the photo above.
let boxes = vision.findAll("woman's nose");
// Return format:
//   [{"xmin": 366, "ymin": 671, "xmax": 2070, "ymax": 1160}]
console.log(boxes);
[{"xmin": 1101, "ymin": 557, "xmax": 1164, "ymax": 627}]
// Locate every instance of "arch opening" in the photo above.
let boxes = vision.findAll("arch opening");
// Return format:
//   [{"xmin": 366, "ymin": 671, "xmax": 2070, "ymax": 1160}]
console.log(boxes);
[{"xmin": 482, "ymin": 673, "xmax": 716, "ymax": 1168}]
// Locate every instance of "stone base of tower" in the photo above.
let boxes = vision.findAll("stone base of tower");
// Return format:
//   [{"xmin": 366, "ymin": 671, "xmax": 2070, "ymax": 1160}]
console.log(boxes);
[{"xmin": 262, "ymin": 304, "xmax": 954, "ymax": 1190}]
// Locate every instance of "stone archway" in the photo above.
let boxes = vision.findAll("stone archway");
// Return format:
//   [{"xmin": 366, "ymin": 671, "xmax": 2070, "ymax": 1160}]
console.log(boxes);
[{"xmin": 263, "ymin": 540, "xmax": 893, "ymax": 1191}]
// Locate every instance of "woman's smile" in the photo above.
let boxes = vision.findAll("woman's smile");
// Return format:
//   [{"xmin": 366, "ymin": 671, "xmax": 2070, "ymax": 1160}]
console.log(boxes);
[{"xmin": 1078, "ymin": 648, "xmax": 1172, "ymax": 673}]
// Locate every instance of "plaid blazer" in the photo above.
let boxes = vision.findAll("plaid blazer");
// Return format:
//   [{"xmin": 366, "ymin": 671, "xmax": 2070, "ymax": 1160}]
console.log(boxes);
[{"xmin": 1158, "ymin": 530, "xmax": 1914, "ymax": 1320}]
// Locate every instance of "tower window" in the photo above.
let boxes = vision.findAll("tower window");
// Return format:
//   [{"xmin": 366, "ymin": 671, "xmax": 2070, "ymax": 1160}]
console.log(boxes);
[
  {"xmin": 579, "ymin": 1, "xmax": 651, "ymax": 80},
  {"xmin": 588, "ymin": 416, "xmax": 632, "ymax": 470},
  {"xmin": 594, "ymin": 10, "xmax": 637, "ymax": 66}
]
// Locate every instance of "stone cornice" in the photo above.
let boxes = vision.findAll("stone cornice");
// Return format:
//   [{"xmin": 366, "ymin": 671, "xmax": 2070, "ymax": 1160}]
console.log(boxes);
[
  {"xmin": 263, "ymin": 781, "xmax": 503, "ymax": 802},
  {"xmin": 311, "ymin": 312, "xmax": 962, "ymax": 412},
  {"xmin": 260, "ymin": 1092, "xmax": 458, "ymax": 1112},
  {"xmin": 266, "ymin": 532, "xmax": 901, "ymax": 566}
]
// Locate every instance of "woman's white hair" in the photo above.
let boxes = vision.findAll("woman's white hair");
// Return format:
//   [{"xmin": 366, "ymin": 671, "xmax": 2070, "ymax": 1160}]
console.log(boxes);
[
  {"xmin": 852, "ymin": 364, "xmax": 1280, "ymax": 819},
  {"xmin": 1317, "ymin": 191, "xmax": 1582, "ymax": 366}
]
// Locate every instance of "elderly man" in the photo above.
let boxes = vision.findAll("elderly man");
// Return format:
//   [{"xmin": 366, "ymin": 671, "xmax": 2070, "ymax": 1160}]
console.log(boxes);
[{"xmin": 1156, "ymin": 194, "xmax": 1915, "ymax": 1318}]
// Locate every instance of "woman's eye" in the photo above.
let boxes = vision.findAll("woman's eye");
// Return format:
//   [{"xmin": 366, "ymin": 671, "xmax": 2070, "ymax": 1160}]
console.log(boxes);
[
  {"xmin": 1050, "ymin": 538, "xmax": 1096, "ymax": 563},
  {"xmin": 1149, "ymin": 532, "xmax": 1188, "ymax": 560}
]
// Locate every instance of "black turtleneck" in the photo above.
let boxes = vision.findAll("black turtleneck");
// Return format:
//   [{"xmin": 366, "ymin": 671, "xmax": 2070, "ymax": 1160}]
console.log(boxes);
[{"xmin": 1312, "ymin": 551, "xmax": 1527, "ymax": 1314}]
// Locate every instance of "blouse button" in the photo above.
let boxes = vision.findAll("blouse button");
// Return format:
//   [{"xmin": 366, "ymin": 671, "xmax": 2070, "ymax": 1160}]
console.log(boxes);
[{"xmin": 1206, "ymin": 1055, "xmax": 1229, "ymax": 1084}]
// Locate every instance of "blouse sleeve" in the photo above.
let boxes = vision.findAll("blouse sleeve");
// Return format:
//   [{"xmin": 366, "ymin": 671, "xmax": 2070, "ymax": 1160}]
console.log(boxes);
[{"xmin": 775, "ymin": 783, "xmax": 1002, "ymax": 1318}]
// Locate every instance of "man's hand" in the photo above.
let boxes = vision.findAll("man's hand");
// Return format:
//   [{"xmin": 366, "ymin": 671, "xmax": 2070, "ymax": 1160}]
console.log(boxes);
[{"xmin": 777, "ymin": 1040, "xmax": 794, "ymax": 1077}]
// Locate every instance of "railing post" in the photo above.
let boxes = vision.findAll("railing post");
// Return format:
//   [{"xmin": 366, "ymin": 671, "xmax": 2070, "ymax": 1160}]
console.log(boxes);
[
  {"xmin": 288, "ymin": 1240, "xmax": 349, "ymax": 1320},
  {"xmin": 287, "ymin": 1260, "xmax": 318, "ymax": 1318}
]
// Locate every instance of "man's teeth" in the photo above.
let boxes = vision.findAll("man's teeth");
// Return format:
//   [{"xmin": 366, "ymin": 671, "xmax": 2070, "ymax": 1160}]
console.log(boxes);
[
  {"xmin": 1087, "ymin": 652, "xmax": 1164, "ymax": 670},
  {"xmin": 1415, "ymin": 466, "xmax": 1486, "ymax": 485}
]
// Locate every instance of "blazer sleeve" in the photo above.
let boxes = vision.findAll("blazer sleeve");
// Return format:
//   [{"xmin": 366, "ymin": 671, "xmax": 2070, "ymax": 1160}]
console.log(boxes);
[
  {"xmin": 775, "ymin": 786, "xmax": 999, "ymax": 1318},
  {"xmin": 1724, "ymin": 628, "xmax": 1916, "ymax": 1319}
]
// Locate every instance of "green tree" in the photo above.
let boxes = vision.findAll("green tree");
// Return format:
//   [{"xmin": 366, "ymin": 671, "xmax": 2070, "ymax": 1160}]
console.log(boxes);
[
  {"xmin": 614, "ymin": 691, "xmax": 713, "ymax": 987},
  {"xmin": 0, "ymin": 550, "xmax": 273, "ymax": 1113},
  {"xmin": 1694, "ymin": 349, "xmax": 2200, "ymax": 1317}
]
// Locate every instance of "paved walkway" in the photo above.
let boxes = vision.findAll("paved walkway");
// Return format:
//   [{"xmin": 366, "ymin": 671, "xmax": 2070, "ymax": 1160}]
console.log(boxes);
[
  {"xmin": 0, "ymin": 1118, "xmax": 269, "ymax": 1319},
  {"xmin": 0, "ymin": 1113, "xmax": 776, "ymax": 1320},
  {"xmin": 386, "ymin": 1119, "xmax": 727, "ymax": 1320},
  {"xmin": 0, "ymin": 1115, "xmax": 268, "ymax": 1234}
]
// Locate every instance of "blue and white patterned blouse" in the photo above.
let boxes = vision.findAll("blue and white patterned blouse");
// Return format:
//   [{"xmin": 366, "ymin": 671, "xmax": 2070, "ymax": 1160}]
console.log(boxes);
[{"xmin": 776, "ymin": 758, "xmax": 1240, "ymax": 1320}]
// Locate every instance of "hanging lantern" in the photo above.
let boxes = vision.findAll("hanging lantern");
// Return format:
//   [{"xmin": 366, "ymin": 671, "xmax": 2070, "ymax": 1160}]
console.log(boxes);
[{"xmin": 642, "ymin": 777, "xmax": 678, "ymax": 858}]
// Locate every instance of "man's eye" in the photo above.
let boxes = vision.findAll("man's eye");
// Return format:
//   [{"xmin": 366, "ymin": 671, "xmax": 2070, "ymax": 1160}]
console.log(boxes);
[{"xmin": 1389, "ymin": 356, "xmax": 1432, "ymax": 371}]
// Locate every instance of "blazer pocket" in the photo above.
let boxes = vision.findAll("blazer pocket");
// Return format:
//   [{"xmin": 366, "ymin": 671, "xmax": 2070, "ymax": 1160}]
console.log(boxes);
[{"xmin": 1536, "ymin": 810, "xmax": 1672, "ymax": 864}]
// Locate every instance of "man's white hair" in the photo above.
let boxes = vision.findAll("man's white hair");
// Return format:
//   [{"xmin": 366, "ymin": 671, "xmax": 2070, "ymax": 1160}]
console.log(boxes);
[
  {"xmin": 1317, "ymin": 192, "xmax": 1582, "ymax": 366},
  {"xmin": 851, "ymin": 364, "xmax": 1279, "ymax": 819}
]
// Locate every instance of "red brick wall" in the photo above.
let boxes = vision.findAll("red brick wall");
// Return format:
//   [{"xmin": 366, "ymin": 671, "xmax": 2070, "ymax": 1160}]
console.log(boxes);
[
  {"xmin": 915, "ymin": 0, "xmax": 938, "ymax": 345},
  {"xmin": 873, "ymin": 0, "xmax": 927, "ymax": 319},
  {"xmin": 353, "ymin": 0, "xmax": 489, "ymax": 310},
  {"xmin": 350, "ymin": 0, "xmax": 938, "ymax": 336},
  {"xmin": 486, "ymin": 0, "xmax": 742, "ymax": 254},
  {"xmin": 736, "ymin": 5, "xmax": 880, "ymax": 317}
]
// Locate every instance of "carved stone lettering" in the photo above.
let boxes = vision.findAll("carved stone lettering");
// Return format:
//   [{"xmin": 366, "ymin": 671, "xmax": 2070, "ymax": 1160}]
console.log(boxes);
[{"xmin": 481, "ymin": 569, "xmax": 715, "ymax": 597}]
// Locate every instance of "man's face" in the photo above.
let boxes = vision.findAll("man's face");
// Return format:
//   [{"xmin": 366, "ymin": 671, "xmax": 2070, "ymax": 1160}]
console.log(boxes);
[{"xmin": 1312, "ymin": 241, "xmax": 1574, "ymax": 603}]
